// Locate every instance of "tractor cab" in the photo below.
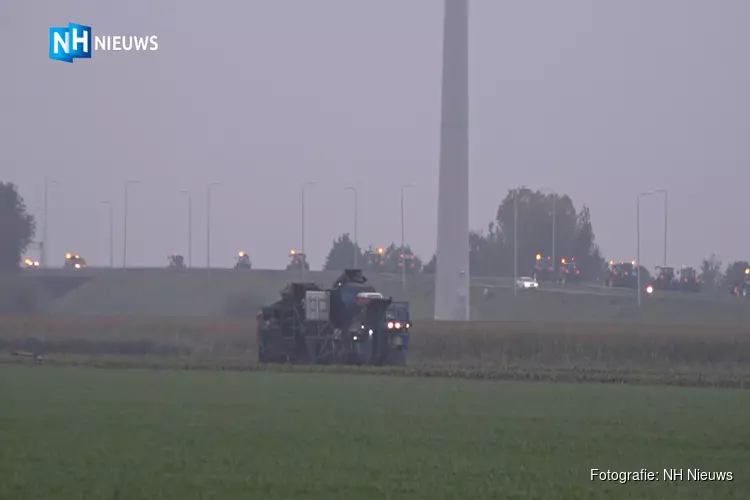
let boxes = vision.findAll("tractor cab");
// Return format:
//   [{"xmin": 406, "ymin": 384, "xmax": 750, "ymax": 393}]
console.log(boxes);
[
  {"xmin": 363, "ymin": 246, "xmax": 386, "ymax": 271},
  {"xmin": 605, "ymin": 260, "xmax": 638, "ymax": 288},
  {"xmin": 235, "ymin": 251, "xmax": 252, "ymax": 269},
  {"xmin": 558, "ymin": 257, "xmax": 581, "ymax": 283},
  {"xmin": 532, "ymin": 254, "xmax": 556, "ymax": 281},
  {"xmin": 733, "ymin": 268, "xmax": 750, "ymax": 297},
  {"xmin": 386, "ymin": 301, "xmax": 412, "ymax": 332},
  {"xmin": 653, "ymin": 266, "xmax": 676, "ymax": 290},
  {"xmin": 286, "ymin": 250, "xmax": 309, "ymax": 271},
  {"xmin": 677, "ymin": 266, "xmax": 700, "ymax": 292},
  {"xmin": 168, "ymin": 254, "xmax": 186, "ymax": 268},
  {"xmin": 64, "ymin": 253, "xmax": 87, "ymax": 269},
  {"xmin": 398, "ymin": 250, "xmax": 418, "ymax": 273}
]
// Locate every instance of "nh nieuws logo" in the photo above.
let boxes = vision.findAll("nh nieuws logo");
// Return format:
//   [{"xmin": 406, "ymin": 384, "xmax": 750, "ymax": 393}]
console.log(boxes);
[{"xmin": 49, "ymin": 22, "xmax": 159, "ymax": 63}]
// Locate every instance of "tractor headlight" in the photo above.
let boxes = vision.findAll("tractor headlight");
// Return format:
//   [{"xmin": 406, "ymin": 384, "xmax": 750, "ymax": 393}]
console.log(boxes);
[
  {"xmin": 395, "ymin": 322, "xmax": 401, "ymax": 329},
  {"xmin": 387, "ymin": 322, "xmax": 394, "ymax": 329},
  {"xmin": 368, "ymin": 329, "xmax": 373, "ymax": 335}
]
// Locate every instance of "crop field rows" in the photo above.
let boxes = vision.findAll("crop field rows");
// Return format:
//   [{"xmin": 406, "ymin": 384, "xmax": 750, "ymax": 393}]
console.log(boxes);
[{"xmin": 2, "ymin": 316, "xmax": 750, "ymax": 387}]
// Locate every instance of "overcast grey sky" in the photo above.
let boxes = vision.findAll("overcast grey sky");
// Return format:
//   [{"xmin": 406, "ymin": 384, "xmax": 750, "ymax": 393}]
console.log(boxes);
[{"xmin": 4, "ymin": 1, "xmax": 749, "ymax": 270}]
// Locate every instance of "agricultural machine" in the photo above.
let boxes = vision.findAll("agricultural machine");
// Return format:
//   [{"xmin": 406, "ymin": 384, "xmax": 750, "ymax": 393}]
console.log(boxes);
[
  {"xmin": 677, "ymin": 266, "xmax": 700, "ymax": 292},
  {"xmin": 731, "ymin": 268, "xmax": 750, "ymax": 297},
  {"xmin": 604, "ymin": 260, "xmax": 638, "ymax": 288},
  {"xmin": 286, "ymin": 250, "xmax": 309, "ymax": 271},
  {"xmin": 557, "ymin": 257, "xmax": 581, "ymax": 284},
  {"xmin": 256, "ymin": 269, "xmax": 410, "ymax": 366},
  {"xmin": 651, "ymin": 266, "xmax": 678, "ymax": 291},
  {"xmin": 235, "ymin": 251, "xmax": 252, "ymax": 269},
  {"xmin": 532, "ymin": 254, "xmax": 556, "ymax": 282},
  {"xmin": 363, "ymin": 246, "xmax": 386, "ymax": 272},
  {"xmin": 167, "ymin": 254, "xmax": 186, "ymax": 268},
  {"xmin": 398, "ymin": 250, "xmax": 419, "ymax": 274},
  {"xmin": 64, "ymin": 253, "xmax": 87, "ymax": 269}
]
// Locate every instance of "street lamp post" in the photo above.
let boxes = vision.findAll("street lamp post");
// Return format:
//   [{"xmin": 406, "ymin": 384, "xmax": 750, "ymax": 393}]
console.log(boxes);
[
  {"xmin": 636, "ymin": 189, "xmax": 668, "ymax": 306},
  {"xmin": 42, "ymin": 179, "xmax": 59, "ymax": 267},
  {"xmin": 344, "ymin": 187, "xmax": 358, "ymax": 268},
  {"xmin": 301, "ymin": 181, "xmax": 316, "ymax": 280},
  {"xmin": 654, "ymin": 189, "xmax": 668, "ymax": 266},
  {"xmin": 123, "ymin": 180, "xmax": 139, "ymax": 269},
  {"xmin": 180, "ymin": 190, "xmax": 193, "ymax": 268},
  {"xmin": 514, "ymin": 190, "xmax": 518, "ymax": 296},
  {"xmin": 539, "ymin": 188, "xmax": 557, "ymax": 270},
  {"xmin": 400, "ymin": 183, "xmax": 414, "ymax": 291},
  {"xmin": 206, "ymin": 182, "xmax": 220, "ymax": 269},
  {"xmin": 637, "ymin": 191, "xmax": 656, "ymax": 307},
  {"xmin": 100, "ymin": 201, "xmax": 113, "ymax": 268}
]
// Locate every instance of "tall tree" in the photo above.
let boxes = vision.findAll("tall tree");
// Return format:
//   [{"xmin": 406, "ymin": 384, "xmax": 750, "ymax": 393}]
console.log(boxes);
[
  {"xmin": 0, "ymin": 182, "xmax": 36, "ymax": 270},
  {"xmin": 423, "ymin": 254, "xmax": 436, "ymax": 274},
  {"xmin": 323, "ymin": 233, "xmax": 362, "ymax": 270},
  {"xmin": 723, "ymin": 261, "xmax": 749, "ymax": 289},
  {"xmin": 471, "ymin": 187, "xmax": 604, "ymax": 279},
  {"xmin": 699, "ymin": 253, "xmax": 723, "ymax": 292}
]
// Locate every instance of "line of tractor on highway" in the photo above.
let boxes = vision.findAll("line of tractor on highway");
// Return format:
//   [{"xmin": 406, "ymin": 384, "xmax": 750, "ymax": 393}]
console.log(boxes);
[{"xmin": 23, "ymin": 247, "xmax": 750, "ymax": 298}]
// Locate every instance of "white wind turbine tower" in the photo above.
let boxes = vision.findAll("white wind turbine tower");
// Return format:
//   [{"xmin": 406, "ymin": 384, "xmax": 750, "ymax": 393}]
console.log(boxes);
[{"xmin": 434, "ymin": 0, "xmax": 470, "ymax": 320}]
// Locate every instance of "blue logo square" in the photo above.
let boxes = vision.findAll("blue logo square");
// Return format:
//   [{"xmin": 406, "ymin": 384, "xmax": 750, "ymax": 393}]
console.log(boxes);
[{"xmin": 49, "ymin": 26, "xmax": 73, "ymax": 62}]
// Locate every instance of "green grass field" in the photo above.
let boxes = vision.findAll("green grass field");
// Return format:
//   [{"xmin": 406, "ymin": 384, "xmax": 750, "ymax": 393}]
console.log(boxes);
[
  {"xmin": 1, "ymin": 365, "xmax": 748, "ymax": 500},
  {"xmin": 30, "ymin": 268, "xmax": 750, "ymax": 325}
]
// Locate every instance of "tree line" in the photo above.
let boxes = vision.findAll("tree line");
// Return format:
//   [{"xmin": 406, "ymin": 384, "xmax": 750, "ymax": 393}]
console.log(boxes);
[{"xmin": 325, "ymin": 187, "xmax": 605, "ymax": 280}]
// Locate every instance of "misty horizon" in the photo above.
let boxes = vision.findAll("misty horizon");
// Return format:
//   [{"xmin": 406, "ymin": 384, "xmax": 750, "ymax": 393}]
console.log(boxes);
[{"xmin": 4, "ymin": 0, "xmax": 748, "ymax": 270}]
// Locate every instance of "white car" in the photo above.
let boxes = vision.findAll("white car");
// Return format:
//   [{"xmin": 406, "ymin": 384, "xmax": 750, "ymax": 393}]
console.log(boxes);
[{"xmin": 516, "ymin": 276, "xmax": 539, "ymax": 290}]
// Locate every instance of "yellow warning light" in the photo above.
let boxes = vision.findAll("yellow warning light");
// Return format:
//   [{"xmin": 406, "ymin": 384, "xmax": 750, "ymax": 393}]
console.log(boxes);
[
  {"xmin": 239, "ymin": 251, "xmax": 245, "ymax": 257},
  {"xmin": 536, "ymin": 254, "xmax": 542, "ymax": 260},
  {"xmin": 66, "ymin": 253, "xmax": 72, "ymax": 259},
  {"xmin": 745, "ymin": 268, "xmax": 749, "ymax": 275},
  {"xmin": 377, "ymin": 247, "xmax": 384, "ymax": 254},
  {"xmin": 610, "ymin": 260, "xmax": 614, "ymax": 265},
  {"xmin": 290, "ymin": 249, "xmax": 296, "ymax": 255},
  {"xmin": 561, "ymin": 258, "xmax": 566, "ymax": 264}
]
